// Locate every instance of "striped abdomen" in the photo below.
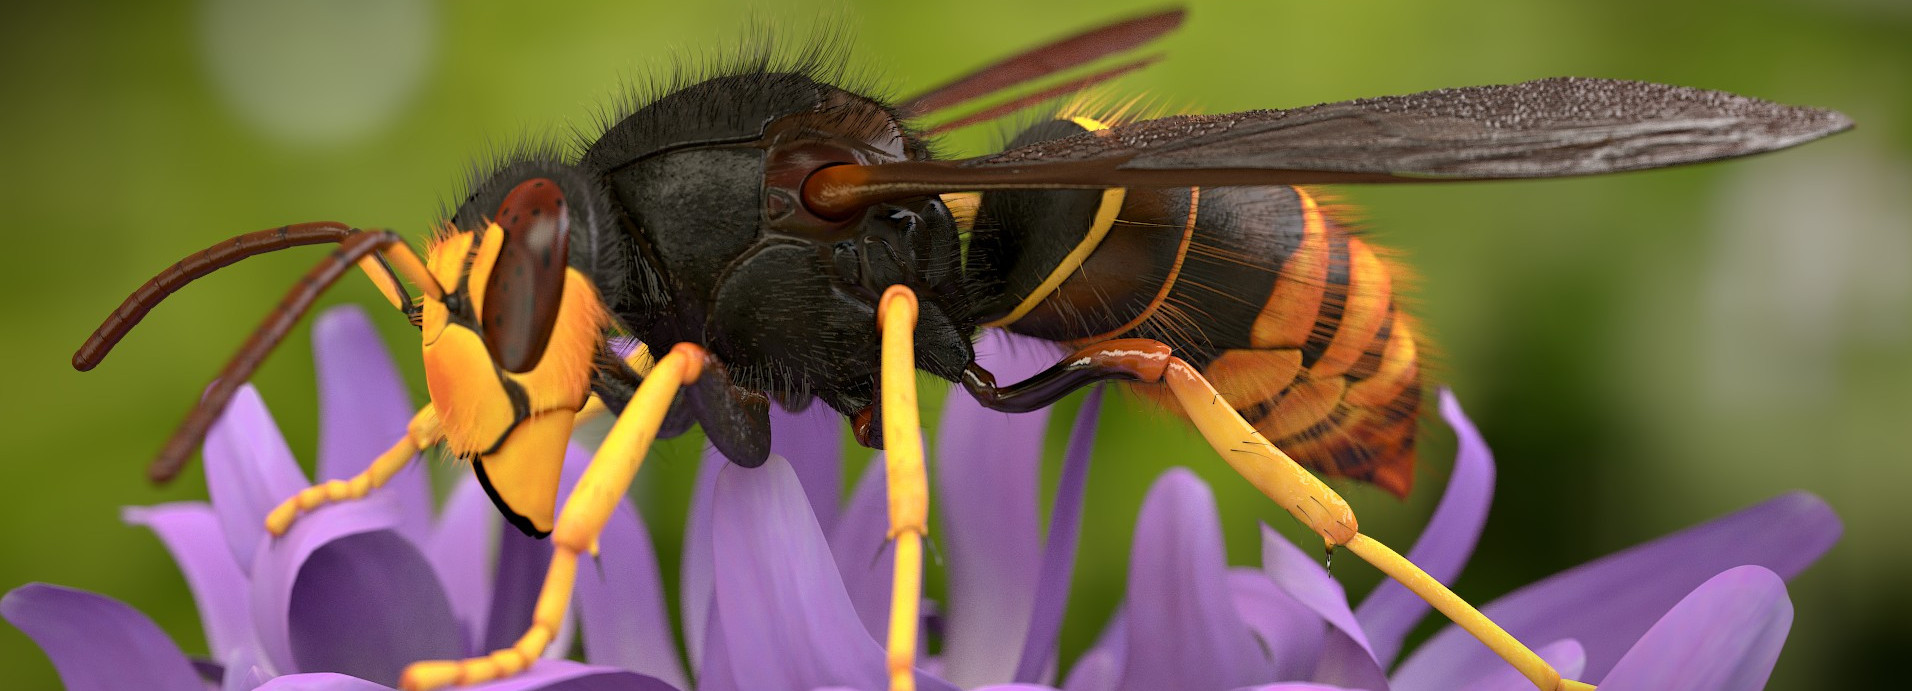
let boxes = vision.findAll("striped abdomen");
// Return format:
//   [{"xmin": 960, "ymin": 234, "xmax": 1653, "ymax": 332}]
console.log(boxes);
[{"xmin": 968, "ymin": 118, "xmax": 1423, "ymax": 495}]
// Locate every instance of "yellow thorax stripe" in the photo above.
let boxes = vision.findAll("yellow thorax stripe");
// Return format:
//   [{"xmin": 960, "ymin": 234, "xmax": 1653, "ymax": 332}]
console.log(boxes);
[{"xmin": 982, "ymin": 116, "xmax": 1126, "ymax": 329}]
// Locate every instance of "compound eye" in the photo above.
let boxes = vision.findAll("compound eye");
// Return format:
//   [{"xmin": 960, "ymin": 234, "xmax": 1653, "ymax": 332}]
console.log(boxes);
[{"xmin": 483, "ymin": 178, "xmax": 571, "ymax": 372}]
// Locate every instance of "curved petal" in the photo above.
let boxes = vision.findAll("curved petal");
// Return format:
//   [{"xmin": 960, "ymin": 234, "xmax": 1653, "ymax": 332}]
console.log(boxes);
[
  {"xmin": 313, "ymin": 305, "xmax": 430, "ymax": 543},
  {"xmin": 1259, "ymin": 526, "xmax": 1387, "ymax": 691},
  {"xmin": 577, "ymin": 497, "xmax": 689, "ymax": 689},
  {"xmin": 251, "ymin": 661, "xmax": 680, "ymax": 691},
  {"xmin": 1228, "ymin": 569, "xmax": 1325, "ymax": 681},
  {"xmin": 2, "ymin": 584, "xmax": 204, "ymax": 691},
  {"xmin": 830, "ymin": 453, "xmax": 897, "ymax": 639},
  {"xmin": 679, "ymin": 451, "xmax": 726, "ymax": 672},
  {"xmin": 709, "ymin": 457, "xmax": 954, "ymax": 691},
  {"xmin": 1455, "ymin": 638, "xmax": 1586, "ymax": 691},
  {"xmin": 1229, "ymin": 684, "xmax": 1365, "ymax": 691},
  {"xmin": 937, "ymin": 372, "xmax": 1053, "ymax": 686},
  {"xmin": 1354, "ymin": 389, "xmax": 1493, "ymax": 665},
  {"xmin": 426, "ymin": 475, "xmax": 501, "ymax": 653},
  {"xmin": 1599, "ymin": 566, "xmax": 1791, "ymax": 691},
  {"xmin": 223, "ymin": 646, "xmax": 274, "ymax": 691},
  {"xmin": 205, "ymin": 383, "xmax": 310, "ymax": 570},
  {"xmin": 1061, "ymin": 647, "xmax": 1122, "ymax": 691},
  {"xmin": 1013, "ymin": 386, "xmax": 1105, "ymax": 683},
  {"xmin": 1116, "ymin": 469, "xmax": 1260, "ymax": 691},
  {"xmin": 286, "ymin": 529, "xmax": 464, "ymax": 685},
  {"xmin": 973, "ymin": 328, "xmax": 1067, "ymax": 385},
  {"xmin": 709, "ymin": 456, "xmax": 883, "ymax": 690},
  {"xmin": 249, "ymin": 496, "xmax": 438, "ymax": 679},
  {"xmin": 253, "ymin": 673, "xmax": 394, "ymax": 690},
  {"xmin": 1393, "ymin": 492, "xmax": 1839, "ymax": 690},
  {"xmin": 772, "ymin": 402, "xmax": 847, "ymax": 531},
  {"xmin": 123, "ymin": 502, "xmax": 254, "ymax": 663}
]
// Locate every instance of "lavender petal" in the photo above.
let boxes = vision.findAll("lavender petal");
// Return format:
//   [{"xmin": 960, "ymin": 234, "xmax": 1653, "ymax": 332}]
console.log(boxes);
[
  {"xmin": 771, "ymin": 403, "xmax": 846, "ymax": 531},
  {"xmin": 252, "ymin": 673, "xmax": 394, "ymax": 690},
  {"xmin": 123, "ymin": 502, "xmax": 255, "ymax": 664},
  {"xmin": 829, "ymin": 453, "xmax": 897, "ymax": 639},
  {"xmin": 248, "ymin": 497, "xmax": 425, "ymax": 679},
  {"xmin": 426, "ymin": 476, "xmax": 500, "ymax": 653},
  {"xmin": 937, "ymin": 377, "xmax": 1052, "ymax": 686},
  {"xmin": 313, "ymin": 305, "xmax": 430, "ymax": 543},
  {"xmin": 1393, "ymin": 492, "xmax": 1839, "ymax": 689},
  {"xmin": 1013, "ymin": 387, "xmax": 1104, "ymax": 683},
  {"xmin": 2, "ymin": 584, "xmax": 205, "ymax": 691},
  {"xmin": 577, "ymin": 497, "xmax": 689, "ymax": 689},
  {"xmin": 205, "ymin": 383, "xmax": 310, "ymax": 570},
  {"xmin": 1454, "ymin": 639, "xmax": 1586, "ymax": 691},
  {"xmin": 1598, "ymin": 566, "xmax": 1791, "ymax": 691},
  {"xmin": 1228, "ymin": 569, "xmax": 1325, "ymax": 681},
  {"xmin": 1116, "ymin": 469, "xmax": 1261, "ymax": 691},
  {"xmin": 1260, "ymin": 526, "xmax": 1387, "ymax": 691},
  {"xmin": 679, "ymin": 451, "xmax": 726, "ymax": 672},
  {"xmin": 1354, "ymin": 389, "xmax": 1494, "ymax": 665},
  {"xmin": 709, "ymin": 457, "xmax": 952, "ymax": 691}
]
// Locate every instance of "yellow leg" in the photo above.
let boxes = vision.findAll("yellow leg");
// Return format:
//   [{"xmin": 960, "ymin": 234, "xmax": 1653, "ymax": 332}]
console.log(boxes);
[
  {"xmin": 1159, "ymin": 360, "xmax": 1588, "ymax": 691},
  {"xmin": 265, "ymin": 406, "xmax": 443, "ymax": 537},
  {"xmin": 878, "ymin": 286, "xmax": 926, "ymax": 691},
  {"xmin": 397, "ymin": 343, "xmax": 705, "ymax": 691}
]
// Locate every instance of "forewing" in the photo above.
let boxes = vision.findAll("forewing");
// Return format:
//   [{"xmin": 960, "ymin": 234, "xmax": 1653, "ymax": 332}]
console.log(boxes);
[{"xmin": 972, "ymin": 77, "xmax": 1853, "ymax": 179}]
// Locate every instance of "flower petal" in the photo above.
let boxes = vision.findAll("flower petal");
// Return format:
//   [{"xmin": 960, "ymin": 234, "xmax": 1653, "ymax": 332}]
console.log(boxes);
[
  {"xmin": 1013, "ymin": 387, "xmax": 1105, "ymax": 683},
  {"xmin": 937, "ymin": 375, "xmax": 1053, "ymax": 686},
  {"xmin": 709, "ymin": 457, "xmax": 952, "ymax": 691},
  {"xmin": 1598, "ymin": 566, "xmax": 1791, "ymax": 691},
  {"xmin": 711, "ymin": 455, "xmax": 879, "ymax": 689},
  {"xmin": 251, "ymin": 661, "xmax": 680, "ymax": 691},
  {"xmin": 205, "ymin": 383, "xmax": 310, "ymax": 570},
  {"xmin": 287, "ymin": 529, "xmax": 464, "ymax": 684},
  {"xmin": 830, "ymin": 453, "xmax": 897, "ymax": 639},
  {"xmin": 772, "ymin": 403, "xmax": 846, "ymax": 531},
  {"xmin": 253, "ymin": 672, "xmax": 394, "ymax": 690},
  {"xmin": 313, "ymin": 305, "xmax": 430, "ymax": 543},
  {"xmin": 1456, "ymin": 639, "xmax": 1585, "ymax": 691},
  {"xmin": 1228, "ymin": 569, "xmax": 1324, "ymax": 681},
  {"xmin": 680, "ymin": 451, "xmax": 726, "ymax": 672},
  {"xmin": 1061, "ymin": 647, "xmax": 1122, "ymax": 691},
  {"xmin": 2, "ymin": 584, "xmax": 205, "ymax": 691},
  {"xmin": 223, "ymin": 646, "xmax": 274, "ymax": 691},
  {"xmin": 122, "ymin": 502, "xmax": 254, "ymax": 664},
  {"xmin": 250, "ymin": 496, "xmax": 458, "ymax": 682},
  {"xmin": 1392, "ymin": 492, "xmax": 1839, "ymax": 689},
  {"xmin": 1229, "ymin": 684, "xmax": 1365, "ymax": 691},
  {"xmin": 426, "ymin": 475, "xmax": 501, "ymax": 653},
  {"xmin": 973, "ymin": 328, "xmax": 1066, "ymax": 385},
  {"xmin": 1259, "ymin": 526, "xmax": 1387, "ymax": 691},
  {"xmin": 1353, "ymin": 389, "xmax": 1493, "ymax": 665},
  {"xmin": 577, "ymin": 497, "xmax": 689, "ymax": 689},
  {"xmin": 1116, "ymin": 469, "xmax": 1261, "ymax": 691}
]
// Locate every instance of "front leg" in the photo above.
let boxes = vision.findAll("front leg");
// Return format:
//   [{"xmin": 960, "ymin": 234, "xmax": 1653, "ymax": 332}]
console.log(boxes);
[
  {"xmin": 265, "ymin": 405, "xmax": 442, "ymax": 537},
  {"xmin": 397, "ymin": 343, "xmax": 707, "ymax": 691}
]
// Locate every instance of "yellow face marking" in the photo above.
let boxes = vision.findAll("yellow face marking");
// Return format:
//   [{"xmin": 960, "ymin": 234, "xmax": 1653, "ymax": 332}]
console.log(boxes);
[
  {"xmin": 423, "ymin": 324, "xmax": 517, "ymax": 457},
  {"xmin": 476, "ymin": 410, "xmax": 576, "ymax": 534},
  {"xmin": 468, "ymin": 223, "xmax": 506, "ymax": 319}
]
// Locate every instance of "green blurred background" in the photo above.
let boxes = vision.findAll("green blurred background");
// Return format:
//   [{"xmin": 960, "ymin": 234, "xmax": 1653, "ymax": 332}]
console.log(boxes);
[{"xmin": 2, "ymin": 0, "xmax": 1907, "ymax": 687}]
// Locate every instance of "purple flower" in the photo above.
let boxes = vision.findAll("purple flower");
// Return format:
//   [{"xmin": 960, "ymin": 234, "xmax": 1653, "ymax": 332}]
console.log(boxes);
[
  {"xmin": 4, "ymin": 305, "xmax": 662, "ymax": 690},
  {"xmin": 8, "ymin": 310, "xmax": 1841, "ymax": 691},
  {"xmin": 1047, "ymin": 389, "xmax": 1841, "ymax": 691}
]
